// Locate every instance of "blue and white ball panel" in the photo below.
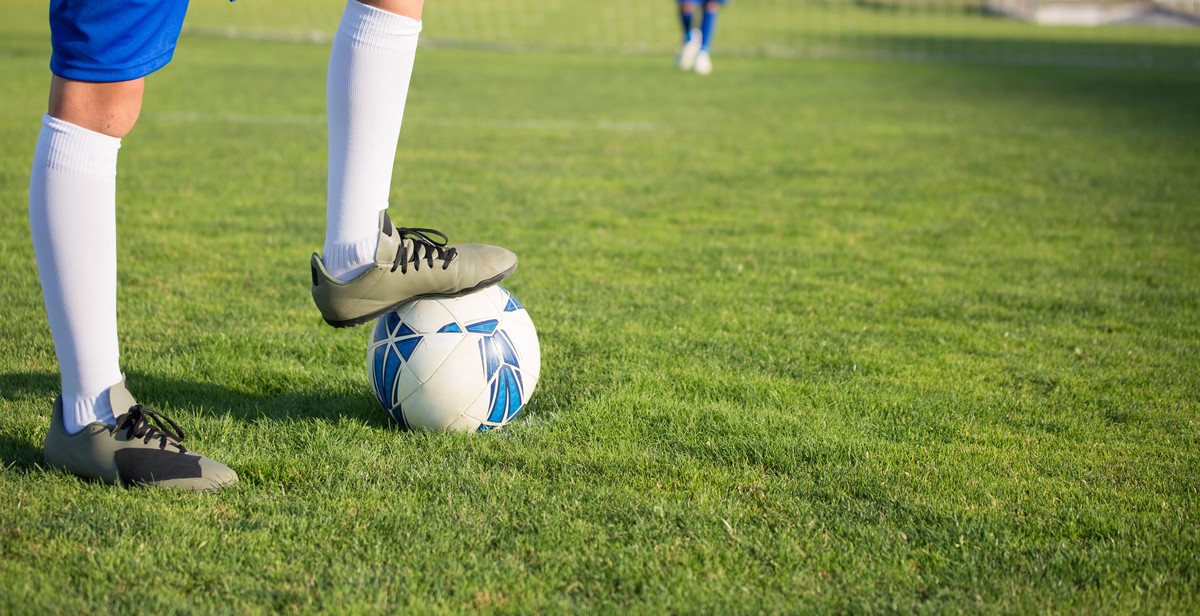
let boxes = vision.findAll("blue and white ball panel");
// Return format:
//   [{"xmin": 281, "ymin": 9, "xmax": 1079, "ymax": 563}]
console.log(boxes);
[
  {"xmin": 493, "ymin": 295, "xmax": 540, "ymax": 424},
  {"xmin": 459, "ymin": 323, "xmax": 535, "ymax": 431},
  {"xmin": 50, "ymin": 0, "xmax": 191, "ymax": 82},
  {"xmin": 368, "ymin": 314, "xmax": 424, "ymax": 428}
]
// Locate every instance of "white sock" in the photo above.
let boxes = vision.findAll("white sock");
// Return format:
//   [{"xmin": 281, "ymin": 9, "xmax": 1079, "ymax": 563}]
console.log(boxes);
[
  {"xmin": 324, "ymin": 0, "xmax": 422, "ymax": 280},
  {"xmin": 29, "ymin": 114, "xmax": 124, "ymax": 433}
]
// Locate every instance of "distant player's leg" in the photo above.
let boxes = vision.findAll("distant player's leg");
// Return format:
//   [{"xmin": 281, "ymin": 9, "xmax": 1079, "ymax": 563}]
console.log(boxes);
[
  {"xmin": 694, "ymin": 0, "xmax": 725, "ymax": 75},
  {"xmin": 676, "ymin": 1, "xmax": 702, "ymax": 70},
  {"xmin": 33, "ymin": 0, "xmax": 236, "ymax": 491},
  {"xmin": 314, "ymin": 0, "xmax": 518, "ymax": 328}
]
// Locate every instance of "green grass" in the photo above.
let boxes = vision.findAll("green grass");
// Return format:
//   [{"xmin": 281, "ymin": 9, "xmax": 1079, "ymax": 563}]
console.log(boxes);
[
  {"xmin": 2, "ymin": 7, "xmax": 1199, "ymax": 614},
  {"xmin": 182, "ymin": 0, "xmax": 1200, "ymax": 68}
]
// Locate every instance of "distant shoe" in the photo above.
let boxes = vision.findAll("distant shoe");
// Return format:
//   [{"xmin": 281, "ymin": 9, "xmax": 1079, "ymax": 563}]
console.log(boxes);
[
  {"xmin": 311, "ymin": 210, "xmax": 518, "ymax": 328},
  {"xmin": 43, "ymin": 381, "xmax": 238, "ymax": 492},
  {"xmin": 694, "ymin": 51, "xmax": 713, "ymax": 76},
  {"xmin": 676, "ymin": 29, "xmax": 702, "ymax": 71}
]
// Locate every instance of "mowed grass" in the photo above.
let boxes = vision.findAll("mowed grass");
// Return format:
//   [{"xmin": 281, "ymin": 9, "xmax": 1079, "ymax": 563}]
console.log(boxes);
[{"xmin": 1, "ymin": 12, "xmax": 1199, "ymax": 614}]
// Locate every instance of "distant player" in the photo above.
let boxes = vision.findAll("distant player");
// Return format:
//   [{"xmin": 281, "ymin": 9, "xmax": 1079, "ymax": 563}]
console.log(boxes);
[
  {"xmin": 30, "ymin": 0, "xmax": 517, "ymax": 491},
  {"xmin": 675, "ymin": 0, "xmax": 727, "ymax": 75}
]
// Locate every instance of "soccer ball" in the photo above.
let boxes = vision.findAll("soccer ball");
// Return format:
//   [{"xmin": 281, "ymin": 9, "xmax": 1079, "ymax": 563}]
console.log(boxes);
[{"xmin": 366, "ymin": 285, "xmax": 540, "ymax": 432}]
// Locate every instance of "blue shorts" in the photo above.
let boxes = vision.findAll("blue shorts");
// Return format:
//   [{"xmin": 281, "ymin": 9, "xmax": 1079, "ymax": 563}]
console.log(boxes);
[
  {"xmin": 50, "ymin": 0, "xmax": 191, "ymax": 82},
  {"xmin": 679, "ymin": 0, "xmax": 728, "ymax": 5}
]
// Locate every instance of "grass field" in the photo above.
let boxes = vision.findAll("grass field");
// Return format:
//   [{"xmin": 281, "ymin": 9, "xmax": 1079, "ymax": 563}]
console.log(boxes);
[
  {"xmin": 2, "ymin": 5, "xmax": 1199, "ymax": 614},
  {"xmin": 182, "ymin": 0, "xmax": 1200, "ymax": 70}
]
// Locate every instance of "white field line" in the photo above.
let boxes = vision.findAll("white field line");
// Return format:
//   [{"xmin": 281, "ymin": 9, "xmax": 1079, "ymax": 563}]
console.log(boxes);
[{"xmin": 149, "ymin": 111, "xmax": 666, "ymax": 132}]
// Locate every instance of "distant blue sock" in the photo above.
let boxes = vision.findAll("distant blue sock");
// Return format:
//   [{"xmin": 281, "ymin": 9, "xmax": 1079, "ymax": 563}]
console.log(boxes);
[
  {"xmin": 680, "ymin": 11, "xmax": 694, "ymax": 42},
  {"xmin": 700, "ymin": 10, "xmax": 718, "ymax": 51}
]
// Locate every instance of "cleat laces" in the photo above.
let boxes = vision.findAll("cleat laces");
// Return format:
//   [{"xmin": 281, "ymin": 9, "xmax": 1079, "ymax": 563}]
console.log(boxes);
[
  {"xmin": 391, "ymin": 227, "xmax": 458, "ymax": 274},
  {"xmin": 113, "ymin": 405, "xmax": 188, "ymax": 452}
]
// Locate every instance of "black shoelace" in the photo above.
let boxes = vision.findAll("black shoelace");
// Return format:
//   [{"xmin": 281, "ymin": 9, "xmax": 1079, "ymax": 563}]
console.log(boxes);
[
  {"xmin": 391, "ymin": 228, "xmax": 458, "ymax": 274},
  {"xmin": 113, "ymin": 405, "xmax": 187, "ymax": 452}
]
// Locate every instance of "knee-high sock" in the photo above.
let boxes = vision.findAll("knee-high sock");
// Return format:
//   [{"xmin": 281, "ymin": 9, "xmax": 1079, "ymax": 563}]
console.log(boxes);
[
  {"xmin": 29, "ymin": 114, "xmax": 123, "ymax": 433},
  {"xmin": 701, "ymin": 9, "xmax": 719, "ymax": 52},
  {"xmin": 324, "ymin": 0, "xmax": 422, "ymax": 280},
  {"xmin": 680, "ymin": 5, "xmax": 696, "ymax": 41}
]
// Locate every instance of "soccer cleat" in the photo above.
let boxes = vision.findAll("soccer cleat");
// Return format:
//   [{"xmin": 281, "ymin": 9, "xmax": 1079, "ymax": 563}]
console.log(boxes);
[
  {"xmin": 676, "ymin": 30, "xmax": 702, "ymax": 71},
  {"xmin": 694, "ymin": 51, "xmax": 713, "ymax": 76},
  {"xmin": 312, "ymin": 211, "xmax": 518, "ymax": 328},
  {"xmin": 43, "ymin": 381, "xmax": 238, "ymax": 492}
]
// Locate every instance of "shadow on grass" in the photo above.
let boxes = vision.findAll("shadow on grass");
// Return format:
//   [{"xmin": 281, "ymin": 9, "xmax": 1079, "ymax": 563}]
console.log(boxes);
[
  {"xmin": 0, "ymin": 370, "xmax": 385, "ymax": 474},
  {"xmin": 0, "ymin": 433, "xmax": 44, "ymax": 475},
  {"xmin": 796, "ymin": 32, "xmax": 1200, "ymax": 71},
  {"xmin": 795, "ymin": 34, "xmax": 1200, "ymax": 149},
  {"xmin": 0, "ymin": 371, "xmax": 57, "ymax": 473}
]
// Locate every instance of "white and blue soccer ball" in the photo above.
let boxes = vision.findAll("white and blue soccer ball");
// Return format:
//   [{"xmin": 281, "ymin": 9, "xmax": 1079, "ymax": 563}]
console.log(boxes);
[{"xmin": 367, "ymin": 285, "xmax": 540, "ymax": 432}]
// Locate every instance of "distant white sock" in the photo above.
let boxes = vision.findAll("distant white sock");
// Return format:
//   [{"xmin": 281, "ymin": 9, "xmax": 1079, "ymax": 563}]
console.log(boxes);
[
  {"xmin": 324, "ymin": 0, "xmax": 422, "ymax": 280},
  {"xmin": 29, "ymin": 114, "xmax": 123, "ymax": 433}
]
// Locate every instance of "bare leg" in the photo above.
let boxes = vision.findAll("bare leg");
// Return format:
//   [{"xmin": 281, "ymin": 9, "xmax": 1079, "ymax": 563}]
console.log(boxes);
[
  {"xmin": 357, "ymin": 0, "xmax": 423, "ymax": 19},
  {"xmin": 48, "ymin": 76, "xmax": 144, "ymax": 138}
]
